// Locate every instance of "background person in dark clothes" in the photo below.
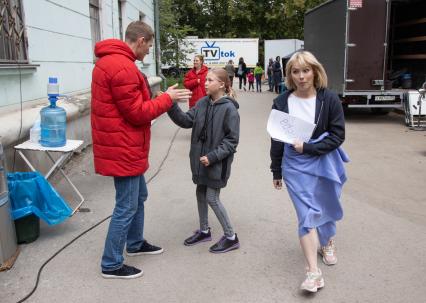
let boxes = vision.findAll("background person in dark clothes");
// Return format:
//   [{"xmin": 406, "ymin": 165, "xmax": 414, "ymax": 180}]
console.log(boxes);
[
  {"xmin": 237, "ymin": 57, "xmax": 247, "ymax": 91},
  {"xmin": 224, "ymin": 59, "xmax": 235, "ymax": 87},
  {"xmin": 273, "ymin": 56, "xmax": 282, "ymax": 94}
]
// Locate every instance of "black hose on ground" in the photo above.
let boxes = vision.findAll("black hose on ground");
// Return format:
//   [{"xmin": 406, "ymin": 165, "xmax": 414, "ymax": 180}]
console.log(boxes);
[{"xmin": 16, "ymin": 127, "xmax": 181, "ymax": 303}]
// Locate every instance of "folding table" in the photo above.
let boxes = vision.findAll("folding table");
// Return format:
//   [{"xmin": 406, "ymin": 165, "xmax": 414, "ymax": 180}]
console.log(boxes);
[{"xmin": 14, "ymin": 139, "xmax": 85, "ymax": 215}]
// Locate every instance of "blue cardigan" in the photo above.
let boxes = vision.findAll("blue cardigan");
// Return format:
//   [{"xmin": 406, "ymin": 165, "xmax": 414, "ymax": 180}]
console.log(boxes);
[{"xmin": 270, "ymin": 88, "xmax": 345, "ymax": 180}]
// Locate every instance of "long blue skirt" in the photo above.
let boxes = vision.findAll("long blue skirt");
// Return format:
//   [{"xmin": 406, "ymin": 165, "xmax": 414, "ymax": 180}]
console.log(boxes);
[{"xmin": 282, "ymin": 135, "xmax": 349, "ymax": 246}]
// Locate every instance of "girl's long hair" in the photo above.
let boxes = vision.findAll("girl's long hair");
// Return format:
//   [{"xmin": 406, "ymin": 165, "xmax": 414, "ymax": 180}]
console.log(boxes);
[{"xmin": 210, "ymin": 68, "xmax": 236, "ymax": 99}]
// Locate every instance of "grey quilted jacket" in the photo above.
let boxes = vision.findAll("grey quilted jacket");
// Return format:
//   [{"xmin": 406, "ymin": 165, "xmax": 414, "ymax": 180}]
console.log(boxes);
[{"xmin": 168, "ymin": 95, "xmax": 240, "ymax": 188}]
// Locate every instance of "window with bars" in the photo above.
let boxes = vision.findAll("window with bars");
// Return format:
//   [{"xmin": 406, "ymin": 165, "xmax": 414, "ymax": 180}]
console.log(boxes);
[
  {"xmin": 0, "ymin": 0, "xmax": 28, "ymax": 63},
  {"xmin": 89, "ymin": 0, "xmax": 101, "ymax": 52}
]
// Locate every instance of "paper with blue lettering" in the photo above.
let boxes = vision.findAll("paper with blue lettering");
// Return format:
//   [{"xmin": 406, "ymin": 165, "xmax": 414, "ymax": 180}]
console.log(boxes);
[{"xmin": 267, "ymin": 109, "xmax": 316, "ymax": 144}]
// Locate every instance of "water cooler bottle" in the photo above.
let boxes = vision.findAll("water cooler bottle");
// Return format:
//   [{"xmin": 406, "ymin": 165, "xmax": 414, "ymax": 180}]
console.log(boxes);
[{"xmin": 40, "ymin": 77, "xmax": 67, "ymax": 147}]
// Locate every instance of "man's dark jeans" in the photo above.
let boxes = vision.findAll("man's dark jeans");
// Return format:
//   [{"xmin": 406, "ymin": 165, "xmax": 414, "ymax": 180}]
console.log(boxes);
[{"xmin": 101, "ymin": 175, "xmax": 148, "ymax": 271}]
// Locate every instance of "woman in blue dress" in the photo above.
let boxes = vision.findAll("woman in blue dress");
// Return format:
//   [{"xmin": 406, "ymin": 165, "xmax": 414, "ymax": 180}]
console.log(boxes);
[{"xmin": 270, "ymin": 51, "xmax": 348, "ymax": 293}]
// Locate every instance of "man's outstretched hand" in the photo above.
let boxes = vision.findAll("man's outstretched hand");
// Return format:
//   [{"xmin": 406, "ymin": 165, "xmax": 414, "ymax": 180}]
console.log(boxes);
[{"xmin": 165, "ymin": 84, "xmax": 192, "ymax": 102}]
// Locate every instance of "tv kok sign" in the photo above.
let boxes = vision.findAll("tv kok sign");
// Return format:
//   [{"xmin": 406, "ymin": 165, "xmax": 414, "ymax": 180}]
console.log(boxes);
[{"xmin": 201, "ymin": 42, "xmax": 235, "ymax": 61}]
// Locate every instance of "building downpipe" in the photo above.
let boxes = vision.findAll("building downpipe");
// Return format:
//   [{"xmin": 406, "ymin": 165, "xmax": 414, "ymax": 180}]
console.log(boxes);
[{"xmin": 154, "ymin": 0, "xmax": 167, "ymax": 91}]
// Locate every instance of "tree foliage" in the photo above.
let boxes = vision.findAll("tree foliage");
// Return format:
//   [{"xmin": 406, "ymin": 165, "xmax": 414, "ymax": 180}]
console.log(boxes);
[
  {"xmin": 160, "ymin": 0, "xmax": 328, "ymax": 66},
  {"xmin": 170, "ymin": 0, "xmax": 327, "ymax": 40},
  {"xmin": 159, "ymin": 0, "xmax": 194, "ymax": 68}
]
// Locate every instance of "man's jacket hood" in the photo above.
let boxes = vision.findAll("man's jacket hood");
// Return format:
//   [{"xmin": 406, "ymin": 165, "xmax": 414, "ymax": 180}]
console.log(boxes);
[{"xmin": 94, "ymin": 39, "xmax": 136, "ymax": 61}]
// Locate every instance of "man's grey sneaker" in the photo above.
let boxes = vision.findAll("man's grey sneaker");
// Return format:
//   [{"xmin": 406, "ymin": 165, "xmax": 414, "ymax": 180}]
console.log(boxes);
[
  {"xmin": 184, "ymin": 228, "xmax": 212, "ymax": 246},
  {"xmin": 126, "ymin": 240, "xmax": 164, "ymax": 256},
  {"xmin": 101, "ymin": 264, "xmax": 143, "ymax": 279},
  {"xmin": 209, "ymin": 234, "xmax": 240, "ymax": 253}
]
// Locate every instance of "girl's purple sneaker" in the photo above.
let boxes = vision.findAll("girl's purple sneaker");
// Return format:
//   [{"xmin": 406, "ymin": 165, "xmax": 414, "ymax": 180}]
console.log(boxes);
[
  {"xmin": 184, "ymin": 228, "xmax": 212, "ymax": 246},
  {"xmin": 209, "ymin": 234, "xmax": 240, "ymax": 253}
]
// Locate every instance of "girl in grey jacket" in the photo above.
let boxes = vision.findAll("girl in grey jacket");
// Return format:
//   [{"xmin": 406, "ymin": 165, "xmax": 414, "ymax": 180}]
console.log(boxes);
[{"xmin": 168, "ymin": 68, "xmax": 240, "ymax": 253}]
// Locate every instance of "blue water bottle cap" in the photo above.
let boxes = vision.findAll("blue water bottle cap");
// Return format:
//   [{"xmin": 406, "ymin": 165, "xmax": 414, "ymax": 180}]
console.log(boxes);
[{"xmin": 49, "ymin": 77, "xmax": 58, "ymax": 84}]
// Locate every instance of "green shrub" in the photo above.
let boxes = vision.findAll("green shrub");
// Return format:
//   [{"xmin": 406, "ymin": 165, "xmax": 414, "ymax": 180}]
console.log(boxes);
[{"xmin": 166, "ymin": 75, "xmax": 184, "ymax": 88}]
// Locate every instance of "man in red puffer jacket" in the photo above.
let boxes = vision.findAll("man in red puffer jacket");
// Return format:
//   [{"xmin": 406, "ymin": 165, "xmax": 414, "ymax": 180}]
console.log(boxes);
[{"xmin": 91, "ymin": 21, "xmax": 191, "ymax": 280}]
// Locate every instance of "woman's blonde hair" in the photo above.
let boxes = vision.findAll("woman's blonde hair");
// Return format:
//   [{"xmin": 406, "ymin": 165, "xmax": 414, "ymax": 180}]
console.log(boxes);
[
  {"xmin": 285, "ymin": 51, "xmax": 328, "ymax": 90},
  {"xmin": 194, "ymin": 54, "xmax": 204, "ymax": 64},
  {"xmin": 210, "ymin": 68, "xmax": 236, "ymax": 99}
]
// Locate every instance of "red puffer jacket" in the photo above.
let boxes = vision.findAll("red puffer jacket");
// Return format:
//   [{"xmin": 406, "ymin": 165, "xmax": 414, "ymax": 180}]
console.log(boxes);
[
  {"xmin": 91, "ymin": 39, "xmax": 172, "ymax": 177},
  {"xmin": 184, "ymin": 65, "xmax": 208, "ymax": 108}
]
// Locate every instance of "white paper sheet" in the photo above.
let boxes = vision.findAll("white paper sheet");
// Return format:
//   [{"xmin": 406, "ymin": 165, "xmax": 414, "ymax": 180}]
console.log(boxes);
[{"xmin": 267, "ymin": 109, "xmax": 316, "ymax": 144}]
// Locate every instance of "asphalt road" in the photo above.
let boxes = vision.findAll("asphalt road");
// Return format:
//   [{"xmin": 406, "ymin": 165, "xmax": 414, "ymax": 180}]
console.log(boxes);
[{"xmin": 2, "ymin": 86, "xmax": 425, "ymax": 303}]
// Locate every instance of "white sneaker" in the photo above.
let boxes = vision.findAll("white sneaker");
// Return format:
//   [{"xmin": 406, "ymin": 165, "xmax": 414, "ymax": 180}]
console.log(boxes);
[
  {"xmin": 300, "ymin": 269, "xmax": 324, "ymax": 292},
  {"xmin": 319, "ymin": 239, "xmax": 337, "ymax": 265}
]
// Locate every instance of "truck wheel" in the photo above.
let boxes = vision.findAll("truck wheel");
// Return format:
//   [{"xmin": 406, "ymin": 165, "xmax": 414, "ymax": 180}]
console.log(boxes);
[
  {"xmin": 168, "ymin": 67, "xmax": 180, "ymax": 78},
  {"xmin": 371, "ymin": 108, "xmax": 390, "ymax": 115}
]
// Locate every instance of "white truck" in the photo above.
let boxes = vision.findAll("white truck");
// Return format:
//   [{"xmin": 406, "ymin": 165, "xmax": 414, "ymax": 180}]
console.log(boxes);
[
  {"xmin": 264, "ymin": 39, "xmax": 304, "ymax": 78},
  {"xmin": 162, "ymin": 38, "xmax": 259, "ymax": 76}
]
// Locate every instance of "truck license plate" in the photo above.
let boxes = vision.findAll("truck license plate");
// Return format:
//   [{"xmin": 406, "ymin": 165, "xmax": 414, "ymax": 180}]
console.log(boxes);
[{"xmin": 375, "ymin": 96, "xmax": 396, "ymax": 101}]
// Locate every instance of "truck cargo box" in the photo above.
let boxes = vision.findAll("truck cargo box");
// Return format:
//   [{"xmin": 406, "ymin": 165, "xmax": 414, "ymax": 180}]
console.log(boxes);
[
  {"xmin": 264, "ymin": 39, "xmax": 304, "ymax": 78},
  {"xmin": 304, "ymin": 0, "xmax": 426, "ymax": 108}
]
